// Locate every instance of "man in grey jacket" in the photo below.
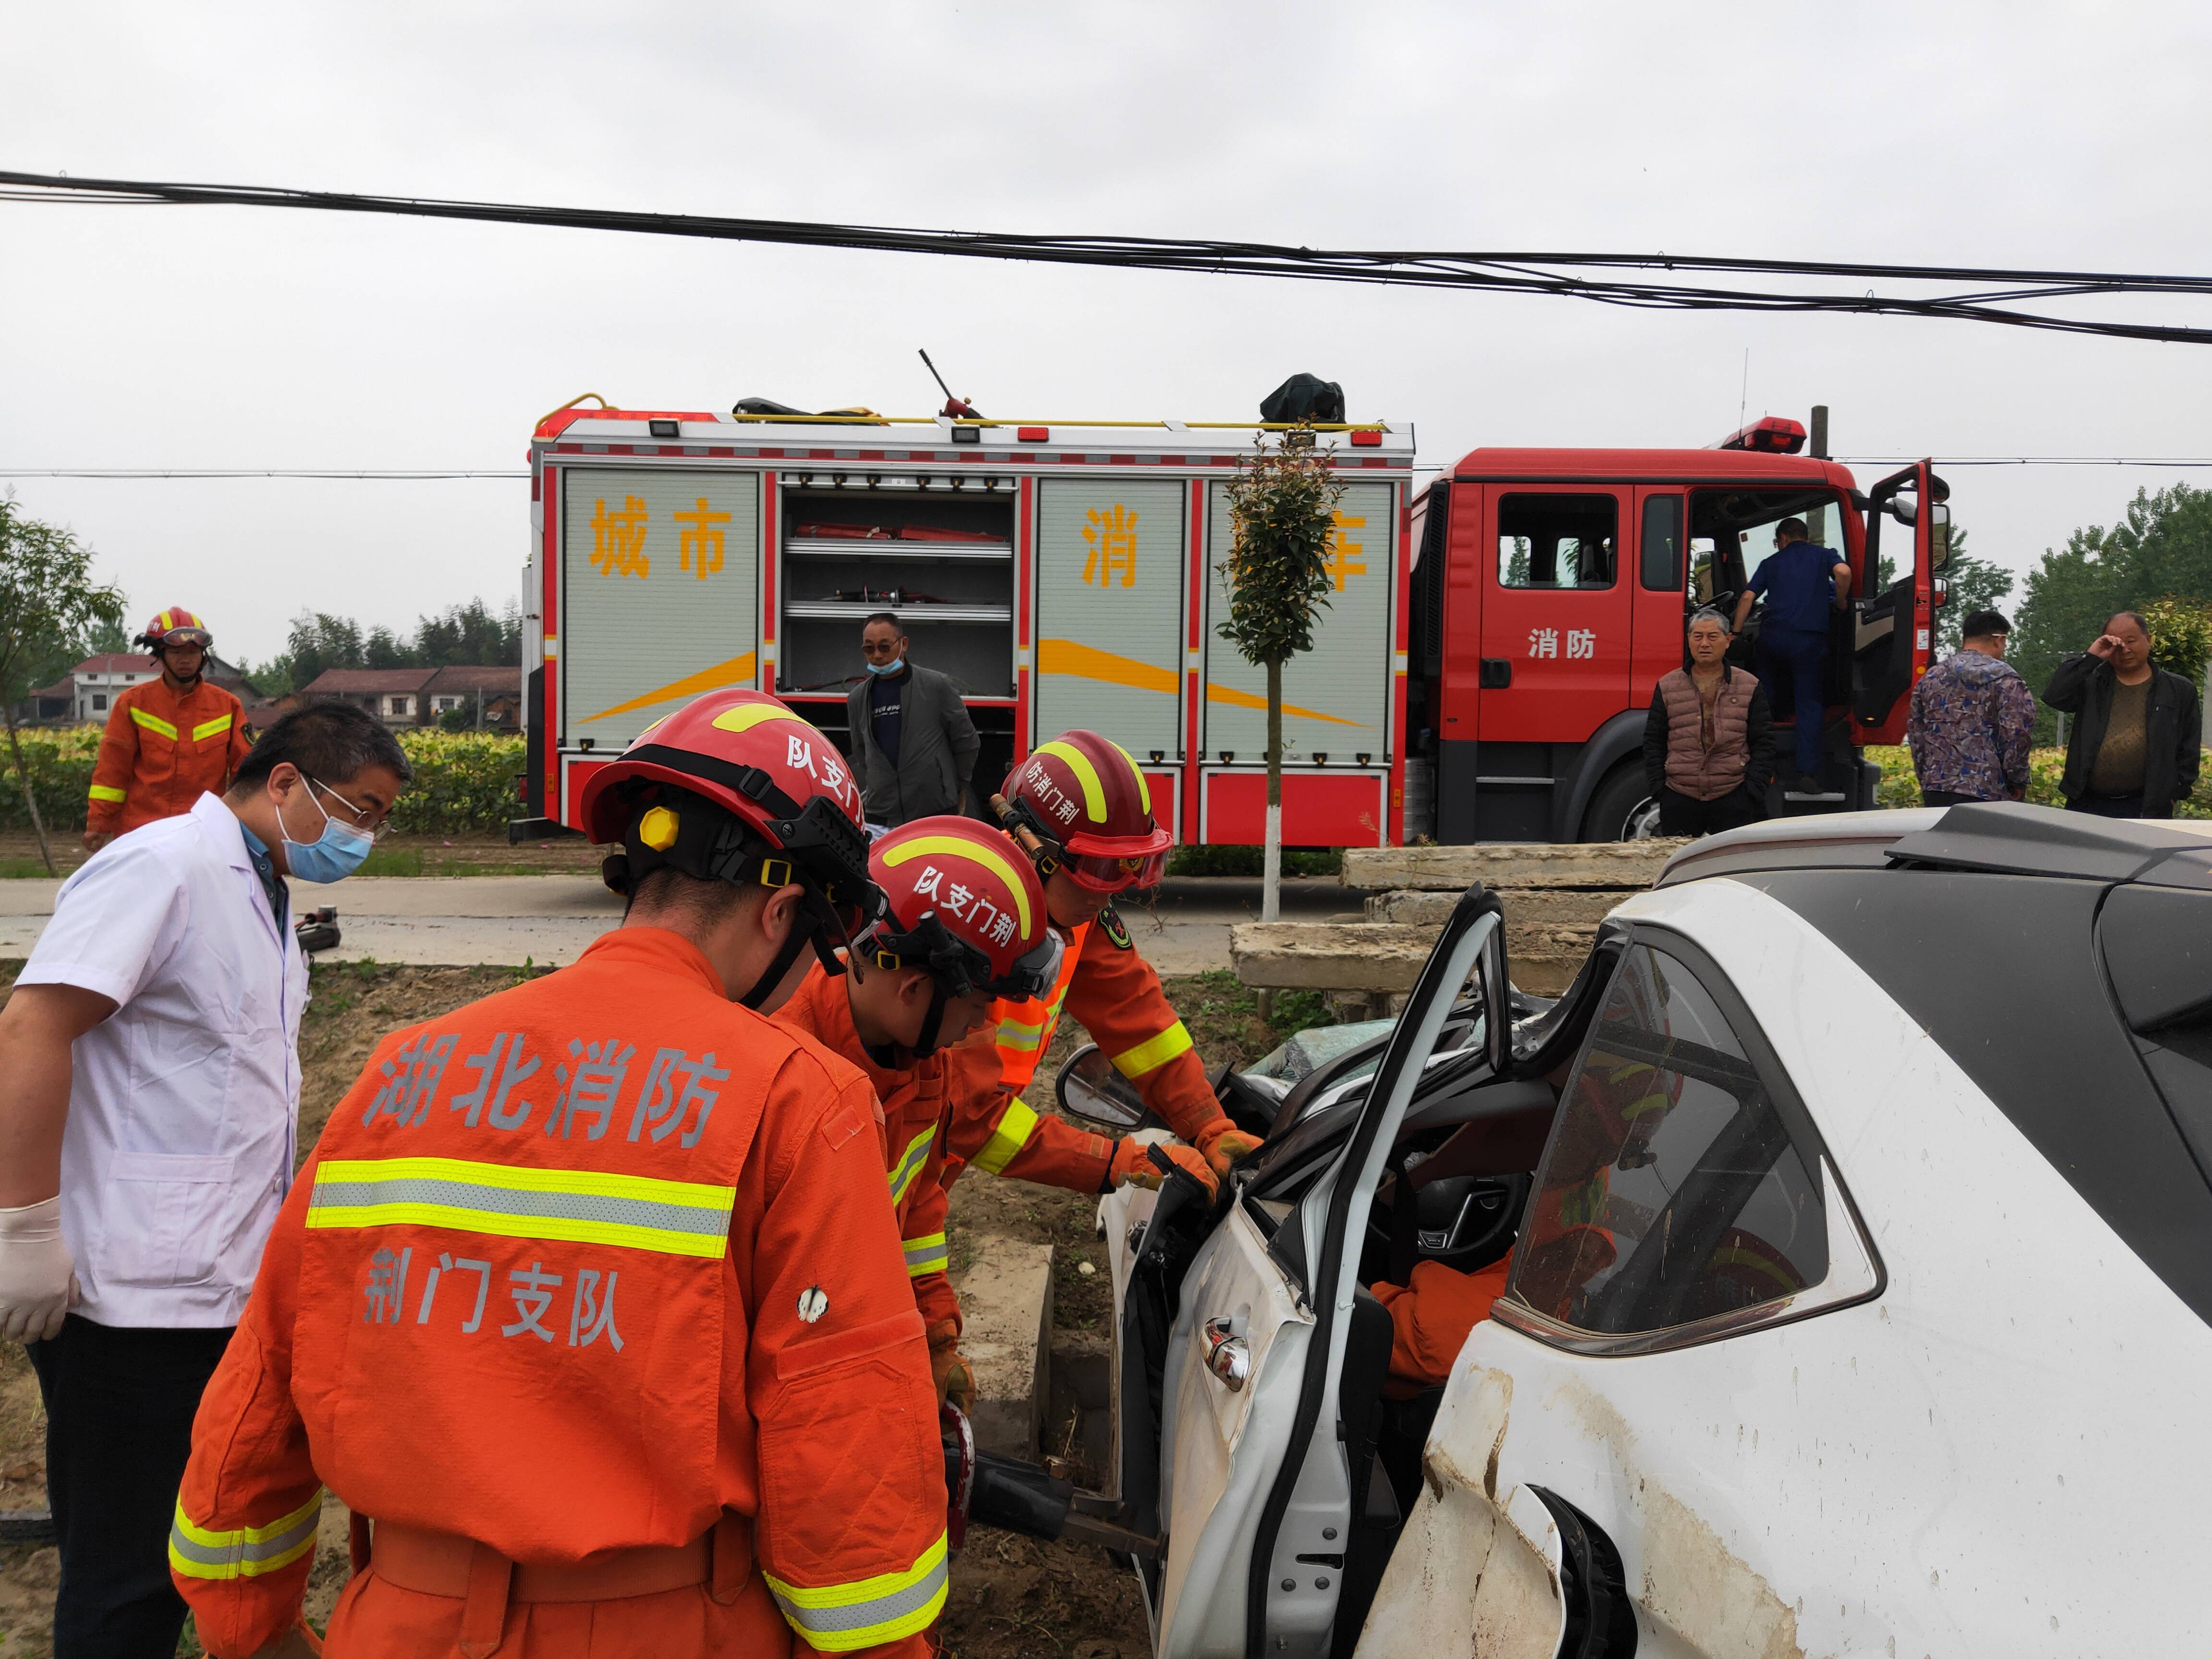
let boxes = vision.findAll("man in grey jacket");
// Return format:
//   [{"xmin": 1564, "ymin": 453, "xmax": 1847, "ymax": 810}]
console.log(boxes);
[{"xmin": 846, "ymin": 612, "xmax": 981, "ymax": 826}]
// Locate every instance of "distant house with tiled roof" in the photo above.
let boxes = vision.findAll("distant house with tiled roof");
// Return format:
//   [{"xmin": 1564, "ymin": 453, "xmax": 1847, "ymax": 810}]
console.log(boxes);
[
  {"xmin": 26, "ymin": 652, "xmax": 263, "ymax": 724},
  {"xmin": 299, "ymin": 665, "xmax": 519, "ymax": 729}
]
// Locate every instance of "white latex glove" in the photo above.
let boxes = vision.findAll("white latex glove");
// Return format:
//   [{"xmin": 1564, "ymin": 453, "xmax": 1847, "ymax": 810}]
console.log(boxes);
[{"xmin": 0, "ymin": 1197, "xmax": 78, "ymax": 1342}]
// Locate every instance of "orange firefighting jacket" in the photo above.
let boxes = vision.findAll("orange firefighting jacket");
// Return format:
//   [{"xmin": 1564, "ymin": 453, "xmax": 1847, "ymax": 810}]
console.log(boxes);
[
  {"xmin": 169, "ymin": 927, "xmax": 947, "ymax": 1659},
  {"xmin": 85, "ymin": 675, "xmax": 250, "ymax": 837},
  {"xmin": 774, "ymin": 962, "xmax": 963, "ymax": 1342},
  {"xmin": 940, "ymin": 911, "xmax": 1221, "ymax": 1193}
]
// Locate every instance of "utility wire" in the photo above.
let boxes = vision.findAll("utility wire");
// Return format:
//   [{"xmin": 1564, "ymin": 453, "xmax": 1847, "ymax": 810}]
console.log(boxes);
[{"xmin": 9, "ymin": 169, "xmax": 2212, "ymax": 345}]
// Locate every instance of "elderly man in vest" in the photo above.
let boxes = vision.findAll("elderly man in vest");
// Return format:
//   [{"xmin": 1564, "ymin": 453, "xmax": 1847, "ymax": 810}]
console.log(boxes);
[{"xmin": 1642, "ymin": 608, "xmax": 1776, "ymax": 836}]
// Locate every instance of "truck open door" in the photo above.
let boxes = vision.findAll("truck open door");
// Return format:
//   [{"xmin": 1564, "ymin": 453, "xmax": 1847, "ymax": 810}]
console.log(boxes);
[{"xmin": 1852, "ymin": 460, "xmax": 1945, "ymax": 742}]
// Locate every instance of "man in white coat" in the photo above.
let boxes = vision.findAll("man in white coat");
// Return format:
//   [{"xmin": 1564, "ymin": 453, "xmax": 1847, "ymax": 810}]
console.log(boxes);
[{"xmin": 0, "ymin": 701, "xmax": 409, "ymax": 1659}]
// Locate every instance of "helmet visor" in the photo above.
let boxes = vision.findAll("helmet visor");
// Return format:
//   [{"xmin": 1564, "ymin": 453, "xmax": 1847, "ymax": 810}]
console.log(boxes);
[
  {"xmin": 159, "ymin": 628, "xmax": 212, "ymax": 650},
  {"xmin": 1060, "ymin": 846, "xmax": 1168, "ymax": 894},
  {"xmin": 990, "ymin": 927, "xmax": 1065, "ymax": 1002}
]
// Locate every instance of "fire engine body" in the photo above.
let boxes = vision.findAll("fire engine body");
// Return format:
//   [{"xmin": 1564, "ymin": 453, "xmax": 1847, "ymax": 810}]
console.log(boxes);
[
  {"xmin": 519, "ymin": 407, "xmax": 1419, "ymax": 847},
  {"xmin": 517, "ymin": 407, "xmax": 1940, "ymax": 845}
]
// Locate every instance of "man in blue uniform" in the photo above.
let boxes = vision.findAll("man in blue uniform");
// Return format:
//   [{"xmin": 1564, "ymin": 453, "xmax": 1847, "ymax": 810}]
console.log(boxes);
[{"xmin": 1734, "ymin": 517, "xmax": 1852, "ymax": 793}]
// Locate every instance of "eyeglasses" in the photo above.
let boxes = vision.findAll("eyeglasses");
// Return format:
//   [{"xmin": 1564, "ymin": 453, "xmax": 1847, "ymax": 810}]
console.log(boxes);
[{"xmin": 308, "ymin": 776, "xmax": 398, "ymax": 842}]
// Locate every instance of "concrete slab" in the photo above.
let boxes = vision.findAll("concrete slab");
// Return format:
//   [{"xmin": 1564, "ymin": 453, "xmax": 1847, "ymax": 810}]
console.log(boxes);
[
  {"xmin": 1342, "ymin": 841, "xmax": 1685, "ymax": 891},
  {"xmin": 951, "ymin": 1239, "xmax": 1054, "ymax": 1459}
]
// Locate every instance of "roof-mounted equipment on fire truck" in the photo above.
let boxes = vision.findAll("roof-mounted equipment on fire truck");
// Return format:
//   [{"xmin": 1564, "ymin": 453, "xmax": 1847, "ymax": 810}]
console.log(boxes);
[{"xmin": 1716, "ymin": 415, "xmax": 1809, "ymax": 454}]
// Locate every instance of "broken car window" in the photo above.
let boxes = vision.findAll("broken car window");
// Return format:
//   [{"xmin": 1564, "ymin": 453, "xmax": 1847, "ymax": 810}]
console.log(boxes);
[{"xmin": 1510, "ymin": 942, "xmax": 1827, "ymax": 1335}]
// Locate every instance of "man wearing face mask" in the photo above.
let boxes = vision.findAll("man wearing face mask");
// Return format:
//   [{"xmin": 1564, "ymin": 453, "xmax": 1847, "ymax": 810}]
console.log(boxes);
[
  {"xmin": 0, "ymin": 701, "xmax": 408, "ymax": 1659},
  {"xmin": 845, "ymin": 612, "xmax": 981, "ymax": 828}
]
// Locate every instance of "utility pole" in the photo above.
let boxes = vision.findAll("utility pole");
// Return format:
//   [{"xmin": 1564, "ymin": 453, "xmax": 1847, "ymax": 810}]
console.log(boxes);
[{"xmin": 1808, "ymin": 404, "xmax": 1830, "ymax": 544}]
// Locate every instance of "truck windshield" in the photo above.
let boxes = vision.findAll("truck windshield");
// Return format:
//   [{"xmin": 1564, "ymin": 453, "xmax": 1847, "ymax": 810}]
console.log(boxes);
[{"xmin": 1688, "ymin": 489, "xmax": 1855, "ymax": 606}]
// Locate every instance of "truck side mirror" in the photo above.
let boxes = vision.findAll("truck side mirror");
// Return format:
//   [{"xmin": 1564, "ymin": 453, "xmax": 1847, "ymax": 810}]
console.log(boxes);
[{"xmin": 1928, "ymin": 502, "xmax": 1952, "ymax": 571}]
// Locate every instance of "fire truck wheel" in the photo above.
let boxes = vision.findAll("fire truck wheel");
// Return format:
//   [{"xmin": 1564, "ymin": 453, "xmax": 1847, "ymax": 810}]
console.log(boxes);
[{"xmin": 1582, "ymin": 765, "xmax": 1660, "ymax": 842}]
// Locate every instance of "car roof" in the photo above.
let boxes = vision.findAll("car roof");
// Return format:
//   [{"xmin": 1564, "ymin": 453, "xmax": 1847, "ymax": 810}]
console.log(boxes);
[{"xmin": 1655, "ymin": 801, "xmax": 2212, "ymax": 890}]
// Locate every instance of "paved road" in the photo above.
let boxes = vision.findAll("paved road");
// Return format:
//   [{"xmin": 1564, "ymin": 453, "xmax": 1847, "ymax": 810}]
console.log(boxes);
[{"xmin": 0, "ymin": 875, "xmax": 1362, "ymax": 971}]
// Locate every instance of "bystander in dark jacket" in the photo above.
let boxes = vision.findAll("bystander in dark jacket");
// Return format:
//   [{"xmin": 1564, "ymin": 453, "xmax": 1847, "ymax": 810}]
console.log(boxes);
[
  {"xmin": 2042, "ymin": 609, "xmax": 2203, "ymax": 818},
  {"xmin": 1642, "ymin": 608, "xmax": 1775, "ymax": 837},
  {"xmin": 1907, "ymin": 608, "xmax": 2036, "ymax": 805},
  {"xmin": 846, "ymin": 611, "xmax": 982, "ymax": 826}
]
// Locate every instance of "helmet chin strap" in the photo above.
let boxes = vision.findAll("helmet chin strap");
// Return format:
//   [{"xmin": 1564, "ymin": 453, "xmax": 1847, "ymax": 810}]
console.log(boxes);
[
  {"xmin": 912, "ymin": 978, "xmax": 950, "ymax": 1058},
  {"xmin": 737, "ymin": 918, "xmax": 816, "ymax": 1011}
]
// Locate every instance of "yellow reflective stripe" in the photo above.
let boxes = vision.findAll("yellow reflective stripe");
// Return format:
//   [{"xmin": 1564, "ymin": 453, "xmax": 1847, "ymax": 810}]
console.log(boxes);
[
  {"xmin": 972, "ymin": 1098, "xmax": 1040, "ymax": 1176},
  {"xmin": 996, "ymin": 1017, "xmax": 1046, "ymax": 1054},
  {"xmin": 1102, "ymin": 735, "xmax": 1151, "ymax": 817},
  {"xmin": 129, "ymin": 707, "xmax": 179, "ymax": 740},
  {"xmin": 1033, "ymin": 739, "xmax": 1106, "ymax": 823},
  {"xmin": 903, "ymin": 1232, "xmax": 948, "ymax": 1277},
  {"xmin": 168, "ymin": 1490, "xmax": 322, "ymax": 1581},
  {"xmin": 710, "ymin": 702, "xmax": 810, "ymax": 737},
  {"xmin": 305, "ymin": 1155, "xmax": 736, "ymax": 1259},
  {"xmin": 878, "ymin": 836, "xmax": 1031, "ymax": 934},
  {"xmin": 87, "ymin": 784, "xmax": 126, "ymax": 803},
  {"xmin": 1109, "ymin": 1020, "xmax": 1192, "ymax": 1081},
  {"xmin": 192, "ymin": 712, "xmax": 235, "ymax": 742},
  {"xmin": 765, "ymin": 1532, "xmax": 950, "ymax": 1651},
  {"xmin": 887, "ymin": 1127, "xmax": 933, "ymax": 1203}
]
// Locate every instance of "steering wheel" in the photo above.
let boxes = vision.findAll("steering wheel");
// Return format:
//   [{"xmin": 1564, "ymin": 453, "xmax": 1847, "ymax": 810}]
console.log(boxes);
[{"xmin": 1366, "ymin": 1172, "xmax": 1528, "ymax": 1275}]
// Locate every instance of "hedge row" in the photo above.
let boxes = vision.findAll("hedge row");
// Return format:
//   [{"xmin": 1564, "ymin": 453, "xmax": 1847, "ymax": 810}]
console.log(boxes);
[
  {"xmin": 1866, "ymin": 743, "xmax": 2212, "ymax": 817},
  {"xmin": 0, "ymin": 726, "xmax": 528, "ymax": 836}
]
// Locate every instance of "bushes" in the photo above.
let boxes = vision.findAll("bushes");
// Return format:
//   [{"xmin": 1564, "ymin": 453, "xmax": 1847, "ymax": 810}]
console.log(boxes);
[
  {"xmin": 0, "ymin": 724, "xmax": 526, "ymax": 835},
  {"xmin": 0, "ymin": 725, "xmax": 102, "ymax": 832},
  {"xmin": 1865, "ymin": 743, "xmax": 2212, "ymax": 817},
  {"xmin": 387, "ymin": 731, "xmax": 526, "ymax": 835}
]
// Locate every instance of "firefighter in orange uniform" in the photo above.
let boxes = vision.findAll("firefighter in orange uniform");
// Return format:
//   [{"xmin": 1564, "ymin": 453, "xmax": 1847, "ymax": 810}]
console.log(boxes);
[
  {"xmin": 169, "ymin": 691, "xmax": 949, "ymax": 1659},
  {"xmin": 775, "ymin": 815, "xmax": 1212, "ymax": 1413},
  {"xmin": 942, "ymin": 732, "xmax": 1260, "ymax": 1195},
  {"xmin": 84, "ymin": 608, "xmax": 250, "ymax": 851}
]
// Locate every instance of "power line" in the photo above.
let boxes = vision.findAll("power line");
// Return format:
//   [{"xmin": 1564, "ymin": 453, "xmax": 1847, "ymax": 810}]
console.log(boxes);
[{"xmin": 9, "ymin": 168, "xmax": 2212, "ymax": 345}]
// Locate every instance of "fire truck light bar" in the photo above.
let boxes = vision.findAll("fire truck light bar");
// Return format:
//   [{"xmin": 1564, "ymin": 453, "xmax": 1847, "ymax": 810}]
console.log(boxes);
[{"xmin": 1716, "ymin": 416, "xmax": 1808, "ymax": 455}]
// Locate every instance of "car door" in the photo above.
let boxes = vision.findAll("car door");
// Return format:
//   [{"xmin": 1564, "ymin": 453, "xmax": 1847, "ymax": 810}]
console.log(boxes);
[
  {"xmin": 1110, "ymin": 890, "xmax": 1508, "ymax": 1658},
  {"xmin": 1356, "ymin": 919, "xmax": 1885, "ymax": 1658}
]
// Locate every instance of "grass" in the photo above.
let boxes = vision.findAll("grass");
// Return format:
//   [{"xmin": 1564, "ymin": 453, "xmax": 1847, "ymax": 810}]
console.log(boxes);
[
  {"xmin": 1166, "ymin": 844, "xmax": 1344, "ymax": 878},
  {"xmin": 0, "ymin": 857, "xmax": 63, "ymax": 878}
]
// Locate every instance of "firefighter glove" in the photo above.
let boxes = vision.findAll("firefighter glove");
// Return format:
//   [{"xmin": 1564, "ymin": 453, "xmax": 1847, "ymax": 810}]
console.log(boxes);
[
  {"xmin": 1194, "ymin": 1119, "xmax": 1264, "ymax": 1179},
  {"xmin": 931, "ymin": 1339, "xmax": 977, "ymax": 1414},
  {"xmin": 1107, "ymin": 1137, "xmax": 1218, "ymax": 1200},
  {"xmin": 0, "ymin": 1196, "xmax": 77, "ymax": 1343}
]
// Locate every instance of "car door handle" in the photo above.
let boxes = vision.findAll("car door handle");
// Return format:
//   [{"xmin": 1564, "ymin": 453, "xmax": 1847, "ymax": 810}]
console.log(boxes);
[
  {"xmin": 1203, "ymin": 1317, "xmax": 1250, "ymax": 1392},
  {"xmin": 1479, "ymin": 658, "xmax": 1513, "ymax": 688}
]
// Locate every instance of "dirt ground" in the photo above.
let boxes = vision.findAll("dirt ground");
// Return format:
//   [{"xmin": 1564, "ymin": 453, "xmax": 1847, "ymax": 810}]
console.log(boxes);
[{"xmin": 0, "ymin": 960, "xmax": 1319, "ymax": 1658}]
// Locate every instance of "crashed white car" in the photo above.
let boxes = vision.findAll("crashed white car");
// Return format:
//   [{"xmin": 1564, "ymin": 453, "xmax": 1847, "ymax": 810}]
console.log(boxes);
[{"xmin": 1057, "ymin": 805, "xmax": 2212, "ymax": 1658}]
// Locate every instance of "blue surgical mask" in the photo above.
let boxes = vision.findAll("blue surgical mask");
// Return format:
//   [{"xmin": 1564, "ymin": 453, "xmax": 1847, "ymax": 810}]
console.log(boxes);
[
  {"xmin": 282, "ymin": 779, "xmax": 376, "ymax": 883},
  {"xmin": 865, "ymin": 658, "xmax": 905, "ymax": 676}
]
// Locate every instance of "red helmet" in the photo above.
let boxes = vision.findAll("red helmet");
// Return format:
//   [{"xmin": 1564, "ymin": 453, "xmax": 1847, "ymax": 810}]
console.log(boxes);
[
  {"xmin": 863, "ymin": 817, "xmax": 1061, "ymax": 1001},
  {"xmin": 578, "ymin": 690, "xmax": 879, "ymax": 1000},
  {"xmin": 1001, "ymin": 731, "xmax": 1172, "ymax": 893},
  {"xmin": 136, "ymin": 607, "xmax": 212, "ymax": 652}
]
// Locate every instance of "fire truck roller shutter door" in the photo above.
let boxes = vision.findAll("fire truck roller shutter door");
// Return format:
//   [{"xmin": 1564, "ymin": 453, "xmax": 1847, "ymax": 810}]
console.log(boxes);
[
  {"xmin": 1202, "ymin": 480, "xmax": 1395, "ymax": 763},
  {"xmin": 1035, "ymin": 479, "xmax": 1187, "ymax": 765},
  {"xmin": 562, "ymin": 469, "xmax": 761, "ymax": 748}
]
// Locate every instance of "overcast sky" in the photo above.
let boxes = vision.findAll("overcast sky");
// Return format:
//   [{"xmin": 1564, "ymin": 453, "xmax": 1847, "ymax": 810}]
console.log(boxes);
[{"xmin": 6, "ymin": 2, "xmax": 2211, "ymax": 665}]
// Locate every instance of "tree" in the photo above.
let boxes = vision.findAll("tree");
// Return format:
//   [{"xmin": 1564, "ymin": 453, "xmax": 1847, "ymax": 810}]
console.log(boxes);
[
  {"xmin": 1934, "ymin": 529, "xmax": 2015, "ymax": 656},
  {"xmin": 2011, "ymin": 483, "xmax": 2212, "ymax": 739},
  {"xmin": 0, "ymin": 495, "xmax": 127, "ymax": 872},
  {"xmin": 1220, "ymin": 429, "xmax": 1344, "ymax": 923},
  {"xmin": 283, "ymin": 612, "xmax": 367, "ymax": 690},
  {"xmin": 416, "ymin": 598, "xmax": 522, "ymax": 667}
]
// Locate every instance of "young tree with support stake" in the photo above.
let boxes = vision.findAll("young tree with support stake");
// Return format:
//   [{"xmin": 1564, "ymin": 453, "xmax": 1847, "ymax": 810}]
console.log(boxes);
[
  {"xmin": 0, "ymin": 496, "xmax": 127, "ymax": 874},
  {"xmin": 1220, "ymin": 429, "xmax": 1344, "ymax": 923}
]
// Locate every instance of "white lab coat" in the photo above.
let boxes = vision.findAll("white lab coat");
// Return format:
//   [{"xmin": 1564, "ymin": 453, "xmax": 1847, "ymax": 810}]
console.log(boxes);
[{"xmin": 19, "ymin": 792, "xmax": 307, "ymax": 1326}]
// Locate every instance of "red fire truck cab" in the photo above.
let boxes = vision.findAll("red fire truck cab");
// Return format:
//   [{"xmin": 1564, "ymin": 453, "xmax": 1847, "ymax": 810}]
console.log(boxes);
[{"xmin": 1406, "ymin": 420, "xmax": 1947, "ymax": 841}]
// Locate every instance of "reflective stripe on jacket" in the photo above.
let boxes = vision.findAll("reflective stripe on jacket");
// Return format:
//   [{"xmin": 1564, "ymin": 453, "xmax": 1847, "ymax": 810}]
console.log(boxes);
[
  {"xmin": 171, "ymin": 926, "xmax": 946, "ymax": 1659},
  {"xmin": 773, "ymin": 962, "xmax": 962, "ymax": 1340},
  {"xmin": 86, "ymin": 678, "xmax": 249, "ymax": 835},
  {"xmin": 940, "ymin": 914, "xmax": 1217, "ymax": 1193}
]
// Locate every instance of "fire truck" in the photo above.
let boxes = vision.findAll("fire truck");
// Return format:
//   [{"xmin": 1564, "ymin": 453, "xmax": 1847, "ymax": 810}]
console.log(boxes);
[{"xmin": 514, "ymin": 403, "xmax": 1945, "ymax": 845}]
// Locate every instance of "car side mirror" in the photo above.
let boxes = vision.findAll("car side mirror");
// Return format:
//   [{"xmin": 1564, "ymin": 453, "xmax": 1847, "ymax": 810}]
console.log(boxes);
[{"xmin": 1055, "ymin": 1044, "xmax": 1149, "ymax": 1132}]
